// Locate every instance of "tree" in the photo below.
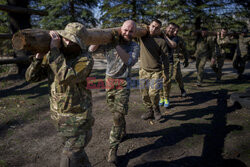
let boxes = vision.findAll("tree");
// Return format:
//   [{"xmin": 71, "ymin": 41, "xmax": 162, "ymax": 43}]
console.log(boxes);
[
  {"xmin": 100, "ymin": 0, "xmax": 157, "ymax": 28},
  {"xmin": 37, "ymin": 0, "xmax": 99, "ymax": 29},
  {"xmin": 0, "ymin": 0, "xmax": 12, "ymax": 56}
]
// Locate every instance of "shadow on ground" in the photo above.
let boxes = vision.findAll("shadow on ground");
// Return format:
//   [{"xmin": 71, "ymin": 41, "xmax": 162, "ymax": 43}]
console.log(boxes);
[{"xmin": 116, "ymin": 89, "xmax": 247, "ymax": 167}]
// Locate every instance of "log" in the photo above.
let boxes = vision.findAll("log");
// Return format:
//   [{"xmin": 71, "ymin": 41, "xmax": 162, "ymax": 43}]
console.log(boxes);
[
  {"xmin": 0, "ymin": 33, "xmax": 12, "ymax": 39},
  {"xmin": 0, "ymin": 56, "xmax": 29, "ymax": 65},
  {"xmin": 12, "ymin": 26, "xmax": 148, "ymax": 54},
  {"xmin": 12, "ymin": 29, "xmax": 51, "ymax": 54},
  {"xmin": 0, "ymin": 4, "xmax": 48, "ymax": 16}
]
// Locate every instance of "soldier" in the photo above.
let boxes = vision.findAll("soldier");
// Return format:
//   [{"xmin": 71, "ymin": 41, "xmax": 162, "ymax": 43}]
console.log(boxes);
[
  {"xmin": 26, "ymin": 22, "xmax": 94, "ymax": 167},
  {"xmin": 211, "ymin": 28, "xmax": 233, "ymax": 81},
  {"xmin": 194, "ymin": 27, "xmax": 215, "ymax": 86},
  {"xmin": 172, "ymin": 25, "xmax": 189, "ymax": 96},
  {"xmin": 88, "ymin": 20, "xmax": 139, "ymax": 163},
  {"xmin": 232, "ymin": 28, "xmax": 250, "ymax": 79},
  {"xmin": 139, "ymin": 19, "xmax": 169, "ymax": 120},
  {"xmin": 159, "ymin": 22, "xmax": 178, "ymax": 108}
]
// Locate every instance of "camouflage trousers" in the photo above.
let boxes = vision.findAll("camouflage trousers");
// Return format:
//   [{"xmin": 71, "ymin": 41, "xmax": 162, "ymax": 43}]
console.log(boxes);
[
  {"xmin": 51, "ymin": 109, "xmax": 94, "ymax": 167},
  {"xmin": 232, "ymin": 53, "xmax": 248, "ymax": 75},
  {"xmin": 210, "ymin": 54, "xmax": 225, "ymax": 80},
  {"xmin": 196, "ymin": 53, "xmax": 209, "ymax": 83},
  {"xmin": 139, "ymin": 68, "xmax": 162, "ymax": 113},
  {"xmin": 105, "ymin": 76, "xmax": 130, "ymax": 149},
  {"xmin": 160, "ymin": 59, "xmax": 184, "ymax": 100}
]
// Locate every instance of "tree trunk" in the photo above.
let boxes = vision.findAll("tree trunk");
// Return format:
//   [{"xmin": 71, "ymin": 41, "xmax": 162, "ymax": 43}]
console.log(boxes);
[
  {"xmin": 0, "ymin": 4, "xmax": 48, "ymax": 16},
  {"xmin": 7, "ymin": 0, "xmax": 31, "ymax": 76}
]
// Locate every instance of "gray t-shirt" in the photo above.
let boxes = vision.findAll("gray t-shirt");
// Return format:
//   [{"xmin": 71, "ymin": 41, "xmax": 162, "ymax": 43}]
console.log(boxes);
[{"xmin": 93, "ymin": 41, "xmax": 139, "ymax": 79}]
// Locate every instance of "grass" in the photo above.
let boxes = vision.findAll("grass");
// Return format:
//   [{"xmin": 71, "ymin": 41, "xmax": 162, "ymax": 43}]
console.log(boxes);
[{"xmin": 0, "ymin": 160, "xmax": 7, "ymax": 167}]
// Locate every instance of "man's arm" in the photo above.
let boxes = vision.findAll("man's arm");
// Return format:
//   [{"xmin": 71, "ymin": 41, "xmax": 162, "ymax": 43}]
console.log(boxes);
[
  {"xmin": 25, "ymin": 53, "xmax": 48, "ymax": 82},
  {"xmin": 116, "ymin": 43, "xmax": 139, "ymax": 66},
  {"xmin": 162, "ymin": 31, "xmax": 177, "ymax": 48}
]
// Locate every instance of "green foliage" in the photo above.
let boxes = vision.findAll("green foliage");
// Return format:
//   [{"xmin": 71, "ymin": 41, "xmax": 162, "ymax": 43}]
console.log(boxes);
[
  {"xmin": 0, "ymin": 160, "xmax": 7, "ymax": 167},
  {"xmin": 0, "ymin": 0, "xmax": 13, "ymax": 56},
  {"xmin": 100, "ymin": 0, "xmax": 157, "ymax": 28},
  {"xmin": 36, "ymin": 0, "xmax": 99, "ymax": 29}
]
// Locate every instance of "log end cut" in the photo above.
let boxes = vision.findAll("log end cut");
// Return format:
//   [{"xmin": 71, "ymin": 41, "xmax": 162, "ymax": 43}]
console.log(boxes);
[{"xmin": 12, "ymin": 31, "xmax": 26, "ymax": 51}]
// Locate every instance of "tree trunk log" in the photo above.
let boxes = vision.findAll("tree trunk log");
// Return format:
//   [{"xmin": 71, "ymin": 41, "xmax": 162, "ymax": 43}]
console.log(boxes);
[
  {"xmin": 0, "ymin": 33, "xmax": 12, "ymax": 39},
  {"xmin": 12, "ymin": 27, "xmax": 148, "ymax": 54},
  {"xmin": 0, "ymin": 56, "xmax": 29, "ymax": 65},
  {"xmin": 0, "ymin": 4, "xmax": 48, "ymax": 16}
]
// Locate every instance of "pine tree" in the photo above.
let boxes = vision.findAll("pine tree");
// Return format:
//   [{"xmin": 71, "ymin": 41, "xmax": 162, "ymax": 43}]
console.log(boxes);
[
  {"xmin": 100, "ymin": 0, "xmax": 157, "ymax": 28},
  {"xmin": 37, "ymin": 0, "xmax": 99, "ymax": 29}
]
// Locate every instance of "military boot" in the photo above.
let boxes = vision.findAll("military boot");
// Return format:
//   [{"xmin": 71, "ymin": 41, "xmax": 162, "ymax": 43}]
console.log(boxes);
[
  {"xmin": 141, "ymin": 109, "xmax": 153, "ymax": 120},
  {"xmin": 154, "ymin": 110, "xmax": 162, "ymax": 121},
  {"xmin": 107, "ymin": 147, "xmax": 118, "ymax": 163},
  {"xmin": 60, "ymin": 149, "xmax": 91, "ymax": 167}
]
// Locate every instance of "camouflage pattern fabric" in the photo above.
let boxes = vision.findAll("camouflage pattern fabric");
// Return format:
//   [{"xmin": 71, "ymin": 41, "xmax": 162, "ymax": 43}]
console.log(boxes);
[
  {"xmin": 161, "ymin": 36, "xmax": 187, "ymax": 99},
  {"xmin": 105, "ymin": 76, "xmax": 129, "ymax": 149},
  {"xmin": 211, "ymin": 36, "xmax": 236, "ymax": 79},
  {"xmin": 160, "ymin": 63, "xmax": 171, "ymax": 100},
  {"xmin": 25, "ymin": 22, "xmax": 94, "ymax": 167},
  {"xmin": 139, "ymin": 68, "xmax": 162, "ymax": 113},
  {"xmin": 195, "ymin": 36, "xmax": 215, "ymax": 83},
  {"xmin": 233, "ymin": 35, "xmax": 250, "ymax": 75}
]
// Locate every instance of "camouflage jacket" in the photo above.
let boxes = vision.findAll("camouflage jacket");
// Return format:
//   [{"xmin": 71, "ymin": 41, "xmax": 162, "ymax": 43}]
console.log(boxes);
[
  {"xmin": 216, "ymin": 36, "xmax": 236, "ymax": 55},
  {"xmin": 26, "ymin": 48, "xmax": 94, "ymax": 118},
  {"xmin": 194, "ymin": 36, "xmax": 215, "ymax": 58},
  {"xmin": 238, "ymin": 35, "xmax": 250, "ymax": 56},
  {"xmin": 173, "ymin": 36, "xmax": 189, "ymax": 60}
]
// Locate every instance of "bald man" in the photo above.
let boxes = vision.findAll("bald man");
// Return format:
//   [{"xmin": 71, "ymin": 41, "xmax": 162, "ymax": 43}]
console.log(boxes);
[{"xmin": 89, "ymin": 20, "xmax": 139, "ymax": 163}]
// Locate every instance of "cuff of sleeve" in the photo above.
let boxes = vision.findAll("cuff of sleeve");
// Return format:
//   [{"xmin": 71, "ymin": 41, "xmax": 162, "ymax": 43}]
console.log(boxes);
[{"xmin": 49, "ymin": 47, "xmax": 61, "ymax": 63}]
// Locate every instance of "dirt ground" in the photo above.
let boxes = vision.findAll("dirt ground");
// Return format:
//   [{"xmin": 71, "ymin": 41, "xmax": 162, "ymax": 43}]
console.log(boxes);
[{"xmin": 0, "ymin": 63, "xmax": 250, "ymax": 167}]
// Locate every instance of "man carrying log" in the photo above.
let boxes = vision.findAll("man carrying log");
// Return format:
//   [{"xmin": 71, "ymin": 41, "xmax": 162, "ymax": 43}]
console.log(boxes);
[
  {"xmin": 88, "ymin": 20, "xmax": 139, "ymax": 164},
  {"xmin": 159, "ymin": 22, "xmax": 179, "ymax": 109},
  {"xmin": 171, "ymin": 24, "xmax": 189, "ymax": 96},
  {"xmin": 139, "ymin": 19, "xmax": 169, "ymax": 121},
  {"xmin": 233, "ymin": 27, "xmax": 250, "ymax": 79},
  {"xmin": 211, "ymin": 27, "xmax": 235, "ymax": 81},
  {"xmin": 194, "ymin": 27, "xmax": 215, "ymax": 86},
  {"xmin": 25, "ymin": 22, "xmax": 94, "ymax": 167}
]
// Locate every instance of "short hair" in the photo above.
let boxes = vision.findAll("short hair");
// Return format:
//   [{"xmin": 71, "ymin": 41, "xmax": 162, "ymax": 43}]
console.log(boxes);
[
  {"xmin": 168, "ymin": 22, "xmax": 176, "ymax": 27},
  {"xmin": 175, "ymin": 24, "xmax": 180, "ymax": 29},
  {"xmin": 201, "ymin": 27, "xmax": 208, "ymax": 31},
  {"xmin": 151, "ymin": 19, "xmax": 162, "ymax": 26},
  {"xmin": 221, "ymin": 27, "xmax": 228, "ymax": 31}
]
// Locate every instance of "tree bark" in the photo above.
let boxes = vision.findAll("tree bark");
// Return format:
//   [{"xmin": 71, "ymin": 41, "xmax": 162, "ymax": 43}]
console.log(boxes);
[
  {"xmin": 0, "ymin": 33, "xmax": 12, "ymax": 39},
  {"xmin": 0, "ymin": 56, "xmax": 30, "ymax": 65},
  {"xmin": 0, "ymin": 5, "xmax": 48, "ymax": 16}
]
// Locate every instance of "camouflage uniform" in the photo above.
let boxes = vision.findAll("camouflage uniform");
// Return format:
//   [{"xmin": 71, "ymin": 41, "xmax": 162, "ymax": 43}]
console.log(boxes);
[
  {"xmin": 195, "ymin": 36, "xmax": 215, "ymax": 84},
  {"xmin": 211, "ymin": 36, "xmax": 234, "ymax": 80},
  {"xmin": 92, "ymin": 38, "xmax": 139, "ymax": 151},
  {"xmin": 160, "ymin": 36, "xmax": 188, "ymax": 100},
  {"xmin": 139, "ymin": 68, "xmax": 163, "ymax": 111},
  {"xmin": 139, "ymin": 35, "xmax": 168, "ymax": 118},
  {"xmin": 232, "ymin": 35, "xmax": 250, "ymax": 76},
  {"xmin": 26, "ymin": 23, "xmax": 94, "ymax": 167}
]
